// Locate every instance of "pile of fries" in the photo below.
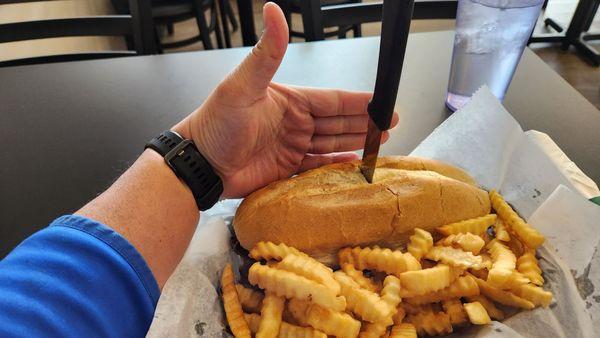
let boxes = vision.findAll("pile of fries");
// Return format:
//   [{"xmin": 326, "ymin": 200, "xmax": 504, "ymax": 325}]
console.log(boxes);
[{"xmin": 221, "ymin": 190, "xmax": 553, "ymax": 337}]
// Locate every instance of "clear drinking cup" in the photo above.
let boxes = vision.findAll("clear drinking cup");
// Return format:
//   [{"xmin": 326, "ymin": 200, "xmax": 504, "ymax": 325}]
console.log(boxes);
[{"xmin": 445, "ymin": 0, "xmax": 544, "ymax": 111}]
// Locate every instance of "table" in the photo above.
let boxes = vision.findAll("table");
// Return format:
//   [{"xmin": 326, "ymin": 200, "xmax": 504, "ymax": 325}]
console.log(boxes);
[{"xmin": 1, "ymin": 31, "xmax": 599, "ymax": 257}]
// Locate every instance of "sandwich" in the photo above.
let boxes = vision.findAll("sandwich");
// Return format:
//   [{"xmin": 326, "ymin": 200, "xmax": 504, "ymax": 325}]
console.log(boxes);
[{"xmin": 233, "ymin": 156, "xmax": 490, "ymax": 264}]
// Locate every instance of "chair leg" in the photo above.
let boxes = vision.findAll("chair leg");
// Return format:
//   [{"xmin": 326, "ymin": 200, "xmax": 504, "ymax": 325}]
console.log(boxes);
[
  {"xmin": 353, "ymin": 24, "xmax": 362, "ymax": 37},
  {"xmin": 218, "ymin": 0, "xmax": 232, "ymax": 47},
  {"xmin": 167, "ymin": 23, "xmax": 174, "ymax": 35},
  {"xmin": 193, "ymin": 0, "xmax": 214, "ymax": 49},
  {"xmin": 224, "ymin": 0, "xmax": 239, "ymax": 32},
  {"xmin": 125, "ymin": 36, "xmax": 134, "ymax": 50},
  {"xmin": 154, "ymin": 26, "xmax": 165, "ymax": 54},
  {"xmin": 338, "ymin": 27, "xmax": 347, "ymax": 39},
  {"xmin": 212, "ymin": 2, "xmax": 225, "ymax": 49}
]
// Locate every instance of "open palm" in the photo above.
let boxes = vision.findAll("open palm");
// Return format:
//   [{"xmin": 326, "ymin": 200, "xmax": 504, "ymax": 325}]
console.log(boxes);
[{"xmin": 175, "ymin": 3, "xmax": 397, "ymax": 198}]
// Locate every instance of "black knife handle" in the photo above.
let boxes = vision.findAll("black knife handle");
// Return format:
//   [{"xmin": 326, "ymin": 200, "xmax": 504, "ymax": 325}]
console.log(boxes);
[{"xmin": 367, "ymin": 0, "xmax": 415, "ymax": 131}]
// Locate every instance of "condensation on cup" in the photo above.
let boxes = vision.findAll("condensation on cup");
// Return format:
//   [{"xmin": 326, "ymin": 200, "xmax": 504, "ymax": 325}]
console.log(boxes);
[{"xmin": 446, "ymin": 0, "xmax": 544, "ymax": 111}]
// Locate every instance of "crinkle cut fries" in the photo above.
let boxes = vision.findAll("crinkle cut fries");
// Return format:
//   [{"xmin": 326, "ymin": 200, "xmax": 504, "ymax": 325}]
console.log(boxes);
[{"xmin": 221, "ymin": 190, "xmax": 552, "ymax": 337}]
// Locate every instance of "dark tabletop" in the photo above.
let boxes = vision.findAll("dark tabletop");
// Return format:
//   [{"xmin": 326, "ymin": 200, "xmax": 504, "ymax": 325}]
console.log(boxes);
[{"xmin": 1, "ymin": 31, "xmax": 599, "ymax": 257}]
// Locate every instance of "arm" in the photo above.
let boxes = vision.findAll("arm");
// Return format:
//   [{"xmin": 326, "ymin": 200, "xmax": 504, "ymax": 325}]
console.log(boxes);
[
  {"xmin": 0, "ymin": 3, "xmax": 398, "ymax": 337},
  {"xmin": 76, "ymin": 2, "xmax": 398, "ymax": 290},
  {"xmin": 75, "ymin": 149, "xmax": 198, "ymax": 288}
]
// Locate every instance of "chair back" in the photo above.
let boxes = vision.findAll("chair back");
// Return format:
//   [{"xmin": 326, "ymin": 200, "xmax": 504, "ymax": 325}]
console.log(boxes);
[
  {"xmin": 0, "ymin": 0, "xmax": 157, "ymax": 67},
  {"xmin": 300, "ymin": 0, "xmax": 458, "ymax": 41}
]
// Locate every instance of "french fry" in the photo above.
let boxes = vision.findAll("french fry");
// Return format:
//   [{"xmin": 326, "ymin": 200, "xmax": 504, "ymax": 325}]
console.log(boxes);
[
  {"xmin": 442, "ymin": 299, "xmax": 468, "ymax": 326},
  {"xmin": 404, "ymin": 275, "xmax": 479, "ymax": 305},
  {"xmin": 425, "ymin": 246, "xmax": 484, "ymax": 270},
  {"xmin": 472, "ymin": 275, "xmax": 535, "ymax": 310},
  {"xmin": 469, "ymin": 268, "xmax": 488, "ymax": 280},
  {"xmin": 236, "ymin": 284, "xmax": 264, "ymax": 313},
  {"xmin": 400, "ymin": 265, "xmax": 452, "ymax": 296},
  {"xmin": 501, "ymin": 271, "xmax": 530, "ymax": 290},
  {"xmin": 286, "ymin": 298, "xmax": 311, "ymax": 326},
  {"xmin": 480, "ymin": 231, "xmax": 493, "ymax": 245},
  {"xmin": 436, "ymin": 214, "xmax": 497, "ymax": 236},
  {"xmin": 278, "ymin": 323, "xmax": 328, "ymax": 338},
  {"xmin": 479, "ymin": 253, "xmax": 493, "ymax": 270},
  {"xmin": 342, "ymin": 246, "xmax": 422, "ymax": 276},
  {"xmin": 306, "ymin": 304, "xmax": 361, "ymax": 338},
  {"xmin": 244, "ymin": 313, "xmax": 328, "ymax": 338},
  {"xmin": 489, "ymin": 190, "xmax": 545, "ymax": 249},
  {"xmin": 250, "ymin": 241, "xmax": 307, "ymax": 261},
  {"xmin": 221, "ymin": 264, "xmax": 252, "ymax": 338},
  {"xmin": 381, "ymin": 276, "xmax": 402, "ymax": 309},
  {"xmin": 389, "ymin": 323, "xmax": 417, "ymax": 338},
  {"xmin": 341, "ymin": 263, "xmax": 381, "ymax": 293},
  {"xmin": 511, "ymin": 284, "xmax": 553, "ymax": 308},
  {"xmin": 451, "ymin": 265, "xmax": 468, "ymax": 280},
  {"xmin": 506, "ymin": 236, "xmax": 526, "ymax": 258},
  {"xmin": 244, "ymin": 312, "xmax": 261, "ymax": 333},
  {"xmin": 257, "ymin": 293, "xmax": 285, "ymax": 338},
  {"xmin": 334, "ymin": 271, "xmax": 393, "ymax": 323},
  {"xmin": 358, "ymin": 321, "xmax": 389, "ymax": 338},
  {"xmin": 338, "ymin": 248, "xmax": 356, "ymax": 266},
  {"xmin": 407, "ymin": 228, "xmax": 433, "ymax": 260},
  {"xmin": 401, "ymin": 302, "xmax": 434, "ymax": 315},
  {"xmin": 248, "ymin": 263, "xmax": 346, "ymax": 312},
  {"xmin": 494, "ymin": 219, "xmax": 511, "ymax": 242},
  {"xmin": 392, "ymin": 306, "xmax": 406, "ymax": 324},
  {"xmin": 465, "ymin": 295, "xmax": 504, "ymax": 320},
  {"xmin": 436, "ymin": 233, "xmax": 485, "ymax": 255},
  {"xmin": 407, "ymin": 311, "xmax": 453, "ymax": 336},
  {"xmin": 486, "ymin": 240, "xmax": 517, "ymax": 287},
  {"xmin": 463, "ymin": 302, "xmax": 491, "ymax": 325},
  {"xmin": 276, "ymin": 254, "xmax": 340, "ymax": 294},
  {"xmin": 228, "ymin": 225, "xmax": 551, "ymax": 337},
  {"xmin": 517, "ymin": 251, "xmax": 544, "ymax": 286},
  {"xmin": 359, "ymin": 275, "xmax": 403, "ymax": 336},
  {"xmin": 231, "ymin": 232, "xmax": 550, "ymax": 337}
]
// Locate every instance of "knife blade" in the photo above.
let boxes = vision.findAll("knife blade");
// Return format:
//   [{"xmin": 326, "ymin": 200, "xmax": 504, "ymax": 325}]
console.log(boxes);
[{"xmin": 360, "ymin": 0, "xmax": 415, "ymax": 183}]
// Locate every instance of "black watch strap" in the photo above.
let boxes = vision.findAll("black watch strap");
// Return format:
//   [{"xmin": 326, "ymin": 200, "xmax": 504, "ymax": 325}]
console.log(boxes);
[{"xmin": 145, "ymin": 131, "xmax": 223, "ymax": 211}]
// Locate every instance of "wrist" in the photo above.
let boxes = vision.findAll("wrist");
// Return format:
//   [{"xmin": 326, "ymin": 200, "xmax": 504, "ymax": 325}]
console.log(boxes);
[
  {"xmin": 172, "ymin": 118, "xmax": 193, "ymax": 141},
  {"xmin": 147, "ymin": 129, "xmax": 224, "ymax": 209},
  {"xmin": 171, "ymin": 114, "xmax": 229, "ymax": 197},
  {"xmin": 141, "ymin": 149, "xmax": 197, "ymax": 207}
]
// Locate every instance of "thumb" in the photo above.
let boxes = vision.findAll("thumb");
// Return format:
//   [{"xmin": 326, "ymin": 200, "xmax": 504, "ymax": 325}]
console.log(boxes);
[{"xmin": 224, "ymin": 2, "xmax": 288, "ymax": 100}]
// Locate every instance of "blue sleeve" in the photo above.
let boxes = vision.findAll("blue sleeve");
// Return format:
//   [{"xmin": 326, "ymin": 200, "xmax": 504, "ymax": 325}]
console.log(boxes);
[{"xmin": 0, "ymin": 215, "xmax": 160, "ymax": 338}]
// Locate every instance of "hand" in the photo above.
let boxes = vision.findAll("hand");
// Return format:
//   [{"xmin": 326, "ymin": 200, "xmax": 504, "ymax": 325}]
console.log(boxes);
[{"xmin": 174, "ymin": 2, "xmax": 398, "ymax": 198}]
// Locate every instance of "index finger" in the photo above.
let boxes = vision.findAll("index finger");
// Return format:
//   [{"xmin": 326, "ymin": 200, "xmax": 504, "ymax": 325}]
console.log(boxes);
[{"xmin": 295, "ymin": 87, "xmax": 373, "ymax": 117}]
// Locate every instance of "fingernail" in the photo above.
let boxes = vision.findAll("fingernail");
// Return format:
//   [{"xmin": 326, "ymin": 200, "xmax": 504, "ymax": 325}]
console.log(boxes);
[{"xmin": 262, "ymin": 3, "xmax": 270, "ymax": 31}]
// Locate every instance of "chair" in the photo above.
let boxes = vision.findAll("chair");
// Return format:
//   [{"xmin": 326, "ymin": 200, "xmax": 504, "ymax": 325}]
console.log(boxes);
[
  {"xmin": 216, "ymin": 0, "xmax": 239, "ymax": 48},
  {"xmin": 0, "ymin": 0, "xmax": 157, "ymax": 67},
  {"xmin": 284, "ymin": 0, "xmax": 458, "ymax": 42},
  {"xmin": 152, "ymin": 0, "xmax": 224, "ymax": 51},
  {"xmin": 274, "ymin": 0, "xmax": 365, "ymax": 41},
  {"xmin": 529, "ymin": 0, "xmax": 599, "ymax": 66}
]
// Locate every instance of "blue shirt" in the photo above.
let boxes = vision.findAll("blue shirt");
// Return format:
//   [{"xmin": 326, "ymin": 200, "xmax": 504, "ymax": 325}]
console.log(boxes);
[{"xmin": 0, "ymin": 215, "xmax": 160, "ymax": 337}]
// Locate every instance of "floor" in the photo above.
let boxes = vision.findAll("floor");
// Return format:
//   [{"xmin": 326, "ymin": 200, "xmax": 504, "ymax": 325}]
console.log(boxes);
[{"xmin": 1, "ymin": 0, "xmax": 598, "ymax": 108}]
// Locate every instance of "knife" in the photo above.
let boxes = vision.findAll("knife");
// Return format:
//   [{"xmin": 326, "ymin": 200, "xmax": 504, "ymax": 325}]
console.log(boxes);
[{"xmin": 360, "ymin": 0, "xmax": 415, "ymax": 183}]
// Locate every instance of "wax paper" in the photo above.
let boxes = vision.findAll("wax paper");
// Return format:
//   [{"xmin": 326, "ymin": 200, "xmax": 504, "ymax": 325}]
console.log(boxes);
[{"xmin": 147, "ymin": 87, "xmax": 600, "ymax": 337}]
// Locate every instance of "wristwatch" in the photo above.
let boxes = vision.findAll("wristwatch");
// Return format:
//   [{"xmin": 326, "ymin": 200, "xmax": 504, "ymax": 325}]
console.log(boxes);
[{"xmin": 145, "ymin": 130, "xmax": 223, "ymax": 211}]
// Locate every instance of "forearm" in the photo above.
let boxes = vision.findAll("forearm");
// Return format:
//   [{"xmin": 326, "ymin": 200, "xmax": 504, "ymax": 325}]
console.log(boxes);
[{"xmin": 76, "ymin": 148, "xmax": 199, "ymax": 288}]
